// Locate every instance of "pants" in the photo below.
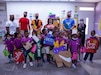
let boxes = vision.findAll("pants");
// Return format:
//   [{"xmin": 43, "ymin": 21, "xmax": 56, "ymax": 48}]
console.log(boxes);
[
  {"xmin": 8, "ymin": 51, "xmax": 14, "ymax": 59},
  {"xmin": 84, "ymin": 52, "xmax": 94, "ymax": 61},
  {"xmin": 22, "ymin": 47, "xmax": 32, "ymax": 63},
  {"xmin": 81, "ymin": 33, "xmax": 85, "ymax": 46}
]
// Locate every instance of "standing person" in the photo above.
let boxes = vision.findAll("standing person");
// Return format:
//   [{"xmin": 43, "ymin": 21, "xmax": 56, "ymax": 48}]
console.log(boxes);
[
  {"xmin": 32, "ymin": 30, "xmax": 42, "ymax": 67},
  {"xmin": 19, "ymin": 11, "xmax": 30, "ymax": 35},
  {"xmin": 69, "ymin": 30, "xmax": 80, "ymax": 68},
  {"xmin": 77, "ymin": 19, "xmax": 86, "ymax": 47},
  {"xmin": 63, "ymin": 12, "xmax": 75, "ymax": 31},
  {"xmin": 21, "ymin": 31, "xmax": 33, "ymax": 69},
  {"xmin": 31, "ymin": 13, "xmax": 43, "ymax": 32},
  {"xmin": 83, "ymin": 30, "xmax": 99, "ymax": 63},
  {"xmin": 6, "ymin": 15, "xmax": 18, "ymax": 35},
  {"xmin": 4, "ymin": 33, "xmax": 14, "ymax": 63}
]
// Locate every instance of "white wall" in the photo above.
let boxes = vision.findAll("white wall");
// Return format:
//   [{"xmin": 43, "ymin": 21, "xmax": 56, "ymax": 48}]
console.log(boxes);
[{"xmin": 7, "ymin": 2, "xmax": 95, "ymax": 36}]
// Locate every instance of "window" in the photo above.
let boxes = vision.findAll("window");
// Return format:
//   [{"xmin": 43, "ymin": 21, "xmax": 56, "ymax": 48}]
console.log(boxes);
[
  {"xmin": 85, "ymin": 17, "xmax": 89, "ymax": 35},
  {"xmin": 79, "ymin": 7, "xmax": 94, "ymax": 11}
]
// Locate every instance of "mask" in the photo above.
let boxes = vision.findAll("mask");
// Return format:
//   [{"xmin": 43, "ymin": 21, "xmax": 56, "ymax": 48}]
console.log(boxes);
[
  {"xmin": 24, "ymin": 15, "xmax": 27, "ymax": 17},
  {"xmin": 68, "ymin": 15, "xmax": 71, "ymax": 18},
  {"xmin": 72, "ymin": 37, "xmax": 77, "ymax": 40},
  {"xmin": 35, "ymin": 16, "xmax": 38, "ymax": 19},
  {"xmin": 7, "ymin": 37, "xmax": 10, "ymax": 40}
]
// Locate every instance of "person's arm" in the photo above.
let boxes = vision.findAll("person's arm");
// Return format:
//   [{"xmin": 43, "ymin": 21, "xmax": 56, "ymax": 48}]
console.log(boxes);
[
  {"xmin": 6, "ymin": 27, "xmax": 9, "ymax": 34},
  {"xmin": 71, "ymin": 19, "xmax": 75, "ymax": 29},
  {"xmin": 6, "ymin": 22, "xmax": 10, "ymax": 33}
]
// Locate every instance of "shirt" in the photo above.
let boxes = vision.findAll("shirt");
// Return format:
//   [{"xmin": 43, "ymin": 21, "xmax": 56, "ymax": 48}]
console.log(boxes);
[
  {"xmin": 5, "ymin": 38, "xmax": 14, "ymax": 52},
  {"xmin": 69, "ymin": 39, "xmax": 80, "ymax": 53},
  {"xmin": 6, "ymin": 20, "xmax": 18, "ymax": 35},
  {"xmin": 19, "ymin": 17, "xmax": 29, "ymax": 30},
  {"xmin": 63, "ymin": 18, "xmax": 75, "ymax": 29},
  {"xmin": 14, "ymin": 38, "xmax": 22, "ymax": 49}
]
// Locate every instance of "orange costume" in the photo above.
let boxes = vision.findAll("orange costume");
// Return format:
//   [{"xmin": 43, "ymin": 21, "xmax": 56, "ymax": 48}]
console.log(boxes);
[{"xmin": 31, "ymin": 20, "xmax": 42, "ymax": 30}]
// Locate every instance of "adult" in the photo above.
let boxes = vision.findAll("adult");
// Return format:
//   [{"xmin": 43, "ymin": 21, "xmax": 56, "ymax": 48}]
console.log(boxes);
[
  {"xmin": 31, "ymin": 13, "xmax": 43, "ymax": 32},
  {"xmin": 63, "ymin": 12, "xmax": 75, "ymax": 31},
  {"xmin": 6, "ymin": 15, "xmax": 18, "ymax": 35},
  {"xmin": 77, "ymin": 19, "xmax": 86, "ymax": 46},
  {"xmin": 19, "ymin": 11, "xmax": 30, "ymax": 34}
]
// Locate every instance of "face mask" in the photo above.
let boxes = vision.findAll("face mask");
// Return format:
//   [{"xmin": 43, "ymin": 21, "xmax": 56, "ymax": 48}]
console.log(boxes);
[
  {"xmin": 72, "ymin": 37, "xmax": 77, "ymax": 40},
  {"xmin": 80, "ymin": 21, "xmax": 84, "ymax": 24},
  {"xmin": 35, "ymin": 16, "xmax": 38, "ymax": 19},
  {"xmin": 24, "ymin": 15, "xmax": 27, "ymax": 17},
  {"xmin": 68, "ymin": 15, "xmax": 71, "ymax": 18},
  {"xmin": 7, "ymin": 37, "xmax": 10, "ymax": 40}
]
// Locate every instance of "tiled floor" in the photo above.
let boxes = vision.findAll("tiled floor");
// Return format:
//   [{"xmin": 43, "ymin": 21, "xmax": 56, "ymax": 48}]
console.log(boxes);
[{"xmin": 0, "ymin": 43, "xmax": 101, "ymax": 75}]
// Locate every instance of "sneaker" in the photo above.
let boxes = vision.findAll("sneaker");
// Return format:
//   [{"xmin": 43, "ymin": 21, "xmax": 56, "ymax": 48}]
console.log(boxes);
[
  {"xmin": 23, "ymin": 64, "xmax": 27, "ymax": 69},
  {"xmin": 83, "ymin": 60, "xmax": 86, "ymax": 63},
  {"xmin": 16, "ymin": 62, "xmax": 19, "ymax": 64},
  {"xmin": 89, "ymin": 61, "xmax": 93, "ymax": 63},
  {"xmin": 29, "ymin": 62, "xmax": 33, "ymax": 66},
  {"xmin": 72, "ymin": 64, "xmax": 76, "ymax": 68}
]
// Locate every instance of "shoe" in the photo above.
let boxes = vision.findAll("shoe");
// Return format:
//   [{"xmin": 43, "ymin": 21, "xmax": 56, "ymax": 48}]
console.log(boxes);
[
  {"xmin": 29, "ymin": 62, "xmax": 33, "ymax": 66},
  {"xmin": 89, "ymin": 61, "xmax": 93, "ymax": 63},
  {"xmin": 83, "ymin": 60, "xmax": 86, "ymax": 63},
  {"xmin": 23, "ymin": 64, "xmax": 27, "ymax": 69},
  {"xmin": 16, "ymin": 62, "xmax": 19, "ymax": 64},
  {"xmin": 72, "ymin": 64, "xmax": 76, "ymax": 68}
]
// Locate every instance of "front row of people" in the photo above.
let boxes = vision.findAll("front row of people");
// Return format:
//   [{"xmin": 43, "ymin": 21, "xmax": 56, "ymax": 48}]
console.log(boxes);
[{"xmin": 4, "ymin": 28, "xmax": 99, "ymax": 69}]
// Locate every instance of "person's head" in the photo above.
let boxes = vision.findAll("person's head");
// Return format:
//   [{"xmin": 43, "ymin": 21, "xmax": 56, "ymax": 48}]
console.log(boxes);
[
  {"xmin": 24, "ymin": 30, "xmax": 29, "ymax": 37},
  {"xmin": 10, "ymin": 15, "xmax": 14, "ymax": 21},
  {"xmin": 14, "ymin": 32, "xmax": 21, "ymax": 38},
  {"xmin": 91, "ymin": 30, "xmax": 96, "ymax": 37},
  {"xmin": 72, "ymin": 34, "xmax": 78, "ymax": 39},
  {"xmin": 80, "ymin": 19, "xmax": 84, "ymax": 24},
  {"xmin": 59, "ymin": 31, "xmax": 64, "ymax": 38},
  {"xmin": 5, "ymin": 33, "xmax": 11, "ymax": 39},
  {"xmin": 35, "ymin": 13, "xmax": 39, "ymax": 19},
  {"xmin": 32, "ymin": 29, "xmax": 37, "ymax": 36},
  {"xmin": 48, "ymin": 18, "xmax": 53, "ymax": 24},
  {"xmin": 23, "ymin": 11, "xmax": 27, "ymax": 17},
  {"xmin": 67, "ymin": 12, "xmax": 71, "ymax": 18},
  {"xmin": 42, "ymin": 29, "xmax": 47, "ymax": 35}
]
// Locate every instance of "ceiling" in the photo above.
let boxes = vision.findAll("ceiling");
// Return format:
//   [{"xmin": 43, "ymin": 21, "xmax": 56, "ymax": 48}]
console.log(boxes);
[{"xmin": 0, "ymin": 0, "xmax": 101, "ymax": 3}]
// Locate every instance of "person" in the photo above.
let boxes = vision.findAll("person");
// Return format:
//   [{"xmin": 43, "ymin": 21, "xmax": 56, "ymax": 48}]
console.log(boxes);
[
  {"xmin": 41, "ymin": 29, "xmax": 51, "ymax": 63},
  {"xmin": 19, "ymin": 11, "xmax": 30, "ymax": 34},
  {"xmin": 83, "ymin": 30, "xmax": 99, "ymax": 63},
  {"xmin": 31, "ymin": 13, "xmax": 43, "ymax": 32},
  {"xmin": 63, "ymin": 11, "xmax": 75, "ymax": 31},
  {"xmin": 44, "ymin": 18, "xmax": 55, "ymax": 31},
  {"xmin": 21, "ymin": 31, "xmax": 33, "ymax": 69},
  {"xmin": 6, "ymin": 15, "xmax": 18, "ymax": 35},
  {"xmin": 77, "ymin": 19, "xmax": 86, "ymax": 47},
  {"xmin": 32, "ymin": 30, "xmax": 42, "ymax": 67},
  {"xmin": 4, "ymin": 33, "xmax": 14, "ymax": 63},
  {"xmin": 69, "ymin": 30, "xmax": 80, "ymax": 68}
]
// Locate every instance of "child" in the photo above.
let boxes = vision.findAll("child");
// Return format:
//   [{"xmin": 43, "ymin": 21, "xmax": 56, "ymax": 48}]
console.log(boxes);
[
  {"xmin": 41, "ymin": 29, "xmax": 51, "ymax": 62},
  {"xmin": 32, "ymin": 30, "xmax": 42, "ymax": 67},
  {"xmin": 21, "ymin": 31, "xmax": 33, "ymax": 69},
  {"xmin": 83, "ymin": 30, "xmax": 99, "ymax": 63},
  {"xmin": 69, "ymin": 31, "xmax": 80, "ymax": 68},
  {"xmin": 14, "ymin": 32, "xmax": 23, "ymax": 64},
  {"xmin": 4, "ymin": 33, "xmax": 14, "ymax": 63}
]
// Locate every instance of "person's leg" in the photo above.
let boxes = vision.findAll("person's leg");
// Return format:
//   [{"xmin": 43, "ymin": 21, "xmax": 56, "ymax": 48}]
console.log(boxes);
[
  {"xmin": 89, "ymin": 53, "xmax": 94, "ymax": 63},
  {"xmin": 84, "ymin": 52, "xmax": 90, "ymax": 62},
  {"xmin": 81, "ymin": 33, "xmax": 85, "ymax": 46},
  {"xmin": 46, "ymin": 46, "xmax": 50, "ymax": 62}
]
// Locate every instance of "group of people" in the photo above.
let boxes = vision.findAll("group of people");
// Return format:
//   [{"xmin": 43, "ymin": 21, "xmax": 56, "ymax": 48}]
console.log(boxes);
[{"xmin": 4, "ymin": 11, "xmax": 99, "ymax": 69}]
